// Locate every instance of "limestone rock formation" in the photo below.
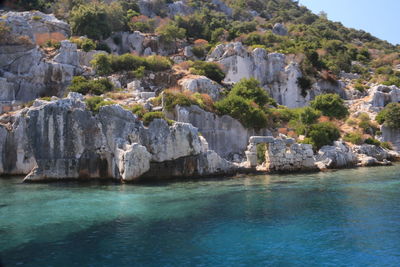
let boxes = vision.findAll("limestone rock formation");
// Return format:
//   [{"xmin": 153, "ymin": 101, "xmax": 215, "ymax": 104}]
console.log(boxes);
[
  {"xmin": 369, "ymin": 85, "xmax": 400, "ymax": 107},
  {"xmin": 245, "ymin": 136, "xmax": 317, "ymax": 172},
  {"xmin": 272, "ymin": 23, "xmax": 288, "ymax": 36},
  {"xmin": 316, "ymin": 141, "xmax": 358, "ymax": 169},
  {"xmin": 0, "ymin": 93, "xmax": 235, "ymax": 182},
  {"xmin": 208, "ymin": 42, "xmax": 345, "ymax": 108},
  {"xmin": 167, "ymin": 105, "xmax": 271, "ymax": 159},
  {"xmin": 178, "ymin": 75, "xmax": 222, "ymax": 101}
]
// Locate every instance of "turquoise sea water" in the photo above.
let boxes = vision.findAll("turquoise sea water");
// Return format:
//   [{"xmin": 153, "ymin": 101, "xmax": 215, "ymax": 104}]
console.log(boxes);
[{"xmin": 1, "ymin": 165, "xmax": 400, "ymax": 267}]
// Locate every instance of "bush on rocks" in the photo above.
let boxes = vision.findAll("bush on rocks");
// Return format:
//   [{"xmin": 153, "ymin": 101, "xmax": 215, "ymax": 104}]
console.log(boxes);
[
  {"xmin": 311, "ymin": 93, "xmax": 349, "ymax": 119},
  {"xmin": 85, "ymin": 96, "xmax": 115, "ymax": 113},
  {"xmin": 189, "ymin": 61, "xmax": 225, "ymax": 83},
  {"xmin": 142, "ymin": 112, "xmax": 173, "ymax": 126},
  {"xmin": 68, "ymin": 76, "xmax": 114, "ymax": 95},
  {"xmin": 376, "ymin": 103, "xmax": 400, "ymax": 128}
]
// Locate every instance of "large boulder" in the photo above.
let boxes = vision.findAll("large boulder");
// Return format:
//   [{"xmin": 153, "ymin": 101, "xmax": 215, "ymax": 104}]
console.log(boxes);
[
  {"xmin": 272, "ymin": 23, "xmax": 288, "ymax": 36},
  {"xmin": 0, "ymin": 11, "xmax": 70, "ymax": 45},
  {"xmin": 352, "ymin": 144, "xmax": 393, "ymax": 161},
  {"xmin": 316, "ymin": 141, "xmax": 358, "ymax": 169},
  {"xmin": 178, "ymin": 75, "xmax": 222, "ymax": 101},
  {"xmin": 142, "ymin": 119, "xmax": 203, "ymax": 162},
  {"xmin": 382, "ymin": 125, "xmax": 400, "ymax": 152}
]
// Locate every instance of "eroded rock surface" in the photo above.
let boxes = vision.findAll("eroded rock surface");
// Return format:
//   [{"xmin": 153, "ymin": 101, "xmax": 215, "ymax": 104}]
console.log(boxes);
[{"xmin": 0, "ymin": 93, "xmax": 236, "ymax": 182}]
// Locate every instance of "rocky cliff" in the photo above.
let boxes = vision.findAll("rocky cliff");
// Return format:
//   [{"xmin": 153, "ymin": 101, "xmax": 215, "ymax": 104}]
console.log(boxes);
[{"xmin": 0, "ymin": 93, "xmax": 237, "ymax": 182}]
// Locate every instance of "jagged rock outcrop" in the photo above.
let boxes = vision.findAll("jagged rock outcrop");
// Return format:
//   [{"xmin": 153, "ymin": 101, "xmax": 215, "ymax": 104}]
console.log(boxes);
[
  {"xmin": 0, "ymin": 93, "xmax": 236, "ymax": 182},
  {"xmin": 0, "ymin": 11, "xmax": 70, "ymax": 45},
  {"xmin": 166, "ymin": 105, "xmax": 271, "ymax": 159},
  {"xmin": 382, "ymin": 125, "xmax": 400, "ymax": 152},
  {"xmin": 245, "ymin": 136, "xmax": 317, "ymax": 172},
  {"xmin": 178, "ymin": 75, "xmax": 222, "ymax": 101},
  {"xmin": 369, "ymin": 85, "xmax": 400, "ymax": 107},
  {"xmin": 352, "ymin": 144, "xmax": 395, "ymax": 161},
  {"xmin": 316, "ymin": 141, "xmax": 358, "ymax": 169},
  {"xmin": 208, "ymin": 42, "xmax": 346, "ymax": 108},
  {"xmin": 272, "ymin": 23, "xmax": 288, "ymax": 36},
  {"xmin": 104, "ymin": 31, "xmax": 177, "ymax": 56},
  {"xmin": 0, "ymin": 12, "xmax": 85, "ymax": 107}
]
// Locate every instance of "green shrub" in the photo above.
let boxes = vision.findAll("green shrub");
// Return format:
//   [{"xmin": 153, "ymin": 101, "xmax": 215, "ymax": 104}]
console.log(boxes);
[
  {"xmin": 299, "ymin": 107, "xmax": 321, "ymax": 125},
  {"xmin": 215, "ymin": 95, "xmax": 269, "ymax": 129},
  {"xmin": 81, "ymin": 38, "xmax": 96, "ymax": 52},
  {"xmin": 257, "ymin": 143, "xmax": 267, "ymax": 164},
  {"xmin": 156, "ymin": 21, "xmax": 186, "ymax": 44},
  {"xmin": 85, "ymin": 96, "xmax": 115, "ymax": 113},
  {"xmin": 311, "ymin": 93, "xmax": 349, "ymax": 119},
  {"xmin": 70, "ymin": 4, "xmax": 112, "ymax": 40},
  {"xmin": 346, "ymin": 118, "xmax": 357, "ymax": 126},
  {"xmin": 142, "ymin": 112, "xmax": 173, "ymax": 126},
  {"xmin": 364, "ymin": 137, "xmax": 381, "ymax": 147},
  {"xmin": 343, "ymin": 132, "xmax": 363, "ymax": 145},
  {"xmin": 307, "ymin": 122, "xmax": 340, "ymax": 150},
  {"xmin": 376, "ymin": 103, "xmax": 400, "ymax": 128},
  {"xmin": 229, "ymin": 78, "xmax": 273, "ymax": 107},
  {"xmin": 381, "ymin": 142, "xmax": 393, "ymax": 150},
  {"xmin": 189, "ymin": 61, "xmax": 225, "ymax": 83},
  {"xmin": 162, "ymin": 90, "xmax": 215, "ymax": 112},
  {"xmin": 297, "ymin": 76, "xmax": 313, "ymax": 97},
  {"xmin": 91, "ymin": 53, "xmax": 171, "ymax": 75},
  {"xmin": 126, "ymin": 104, "xmax": 148, "ymax": 118},
  {"xmin": 68, "ymin": 76, "xmax": 114, "ymax": 95}
]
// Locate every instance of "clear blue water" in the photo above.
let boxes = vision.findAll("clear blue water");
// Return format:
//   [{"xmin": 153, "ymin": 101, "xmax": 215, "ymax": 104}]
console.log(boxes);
[{"xmin": 1, "ymin": 165, "xmax": 400, "ymax": 267}]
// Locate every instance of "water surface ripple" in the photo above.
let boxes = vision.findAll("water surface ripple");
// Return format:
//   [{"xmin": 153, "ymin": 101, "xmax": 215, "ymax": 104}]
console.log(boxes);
[{"xmin": 1, "ymin": 166, "xmax": 400, "ymax": 266}]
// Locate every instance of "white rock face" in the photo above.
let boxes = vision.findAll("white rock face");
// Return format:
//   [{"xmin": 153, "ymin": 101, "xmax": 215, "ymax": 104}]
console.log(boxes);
[
  {"xmin": 178, "ymin": 75, "xmax": 222, "ymax": 101},
  {"xmin": 143, "ymin": 119, "xmax": 202, "ymax": 162},
  {"xmin": 382, "ymin": 126, "xmax": 400, "ymax": 152},
  {"xmin": 208, "ymin": 42, "xmax": 309, "ymax": 108},
  {"xmin": 245, "ymin": 136, "xmax": 316, "ymax": 172},
  {"xmin": 0, "ymin": 94, "xmax": 236, "ymax": 181},
  {"xmin": 117, "ymin": 143, "xmax": 152, "ymax": 181},
  {"xmin": 168, "ymin": 105, "xmax": 272, "ymax": 159},
  {"xmin": 208, "ymin": 42, "xmax": 347, "ymax": 108},
  {"xmin": 369, "ymin": 85, "xmax": 400, "ymax": 107},
  {"xmin": 0, "ymin": 11, "xmax": 70, "ymax": 44},
  {"xmin": 316, "ymin": 141, "xmax": 358, "ymax": 169},
  {"xmin": 168, "ymin": 1, "xmax": 193, "ymax": 17},
  {"xmin": 0, "ymin": 12, "xmax": 85, "ymax": 105}
]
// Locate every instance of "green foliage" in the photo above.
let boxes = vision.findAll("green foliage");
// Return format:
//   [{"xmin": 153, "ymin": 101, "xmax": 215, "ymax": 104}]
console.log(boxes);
[
  {"xmin": 68, "ymin": 76, "xmax": 114, "ymax": 95},
  {"xmin": 127, "ymin": 104, "xmax": 147, "ymax": 118},
  {"xmin": 70, "ymin": 37, "xmax": 96, "ymax": 52},
  {"xmin": 297, "ymin": 76, "xmax": 313, "ymax": 97},
  {"xmin": 142, "ymin": 112, "xmax": 173, "ymax": 126},
  {"xmin": 343, "ymin": 132, "xmax": 363, "ymax": 145},
  {"xmin": 229, "ymin": 78, "xmax": 273, "ymax": 107},
  {"xmin": 215, "ymin": 95, "xmax": 269, "ymax": 130},
  {"xmin": 162, "ymin": 90, "xmax": 214, "ymax": 112},
  {"xmin": 381, "ymin": 142, "xmax": 393, "ymax": 150},
  {"xmin": 311, "ymin": 94, "xmax": 348, "ymax": 119},
  {"xmin": 156, "ymin": 21, "xmax": 186, "ymax": 44},
  {"xmin": 91, "ymin": 53, "xmax": 172, "ymax": 75},
  {"xmin": 376, "ymin": 103, "xmax": 400, "ymax": 128},
  {"xmin": 70, "ymin": 4, "xmax": 111, "ymax": 40},
  {"xmin": 257, "ymin": 143, "xmax": 267, "ymax": 165},
  {"xmin": 364, "ymin": 137, "xmax": 381, "ymax": 147},
  {"xmin": 85, "ymin": 96, "xmax": 115, "ymax": 113},
  {"xmin": 299, "ymin": 107, "xmax": 321, "ymax": 125},
  {"xmin": 307, "ymin": 122, "xmax": 341, "ymax": 150},
  {"xmin": 189, "ymin": 61, "xmax": 225, "ymax": 83}
]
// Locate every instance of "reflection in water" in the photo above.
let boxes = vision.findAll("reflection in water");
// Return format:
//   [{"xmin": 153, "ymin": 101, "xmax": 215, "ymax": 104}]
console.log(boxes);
[{"xmin": 1, "ymin": 165, "xmax": 400, "ymax": 266}]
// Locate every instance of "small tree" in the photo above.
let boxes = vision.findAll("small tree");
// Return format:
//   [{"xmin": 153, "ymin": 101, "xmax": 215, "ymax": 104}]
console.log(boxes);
[
  {"xmin": 70, "ymin": 4, "xmax": 111, "ymax": 40},
  {"xmin": 156, "ymin": 21, "xmax": 186, "ymax": 44},
  {"xmin": 307, "ymin": 122, "xmax": 340, "ymax": 150},
  {"xmin": 230, "ymin": 78, "xmax": 270, "ymax": 107},
  {"xmin": 311, "ymin": 93, "xmax": 348, "ymax": 119},
  {"xmin": 376, "ymin": 103, "xmax": 400, "ymax": 128}
]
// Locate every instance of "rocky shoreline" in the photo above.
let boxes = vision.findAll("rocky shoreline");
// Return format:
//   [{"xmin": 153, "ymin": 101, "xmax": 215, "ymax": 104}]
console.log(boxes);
[{"xmin": 0, "ymin": 93, "xmax": 397, "ymax": 183}]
